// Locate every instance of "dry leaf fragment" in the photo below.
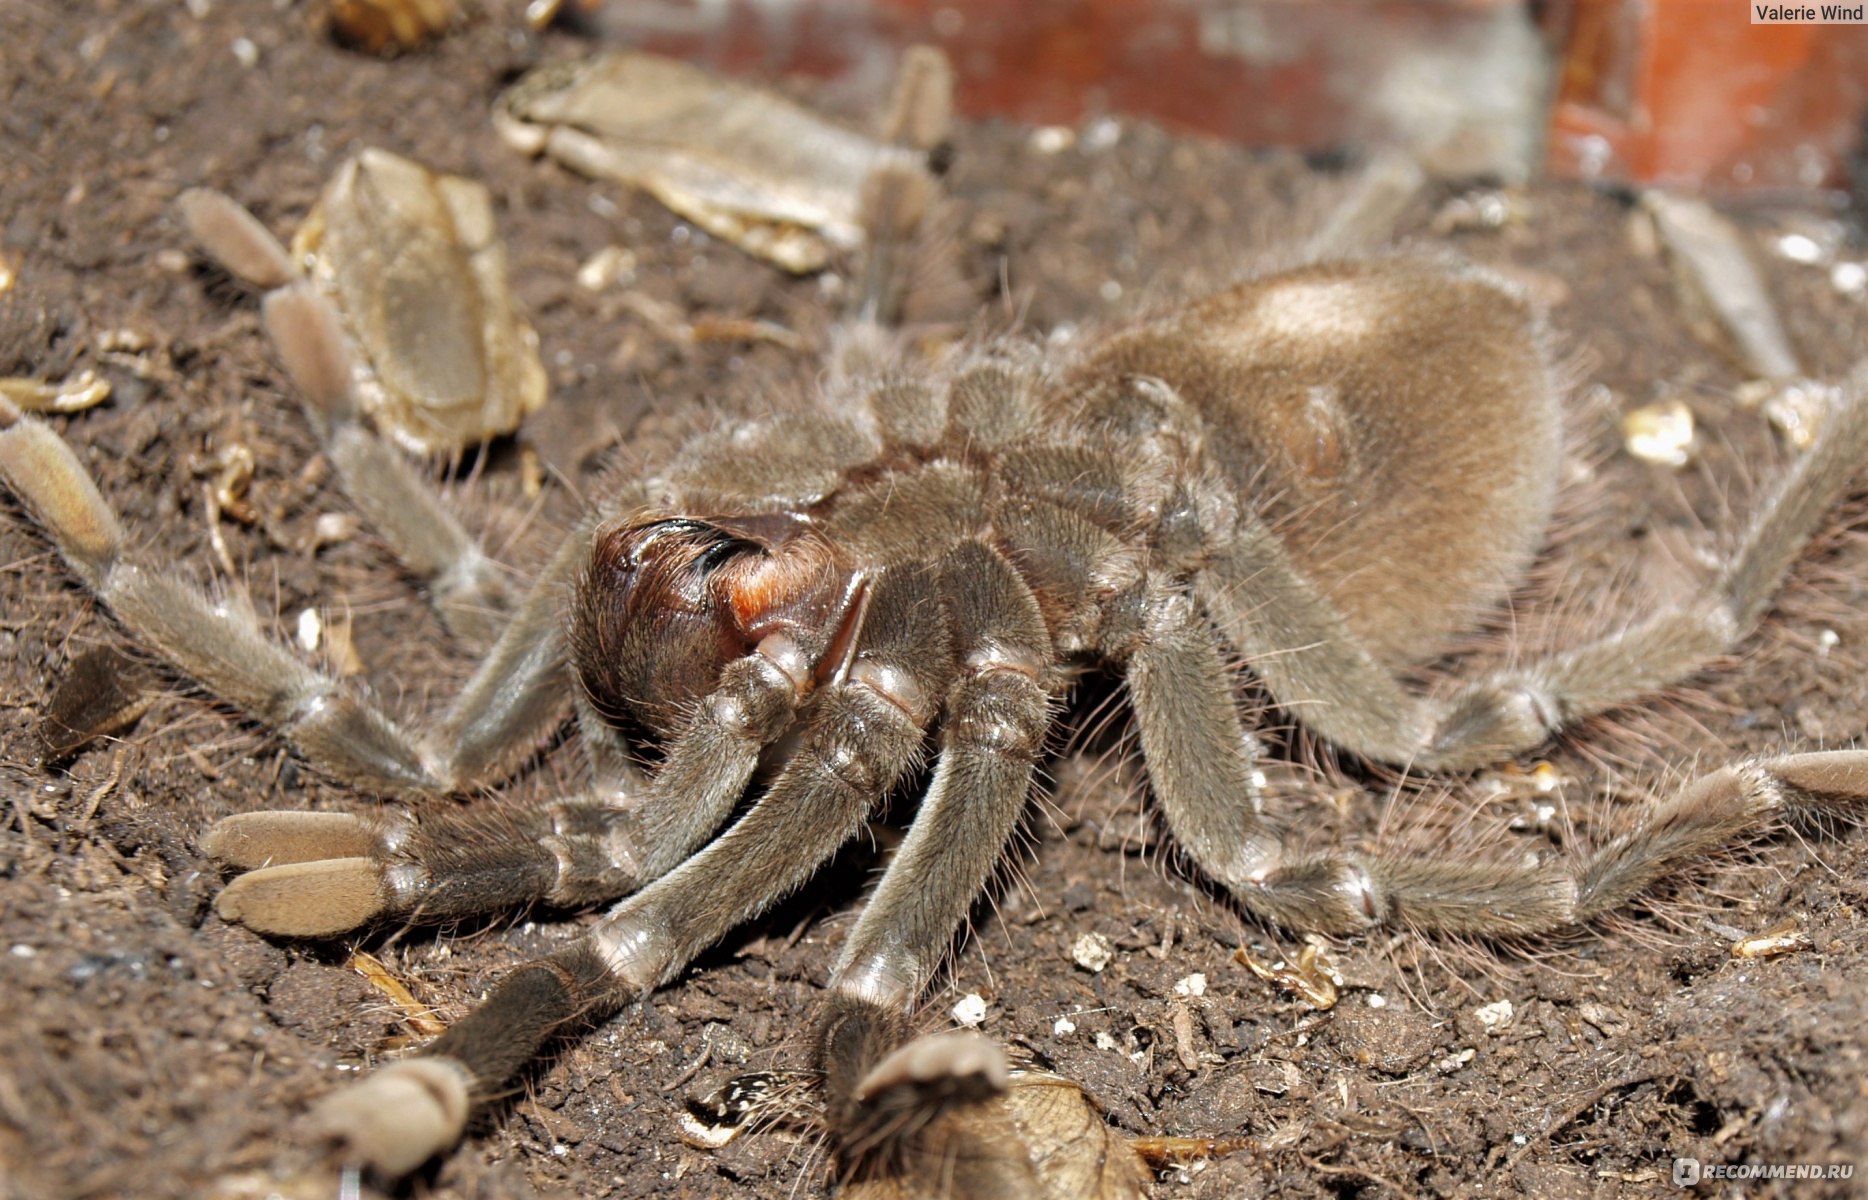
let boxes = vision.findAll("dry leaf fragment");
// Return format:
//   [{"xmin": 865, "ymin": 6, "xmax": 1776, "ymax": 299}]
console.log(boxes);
[{"xmin": 37, "ymin": 645, "xmax": 156, "ymax": 765}]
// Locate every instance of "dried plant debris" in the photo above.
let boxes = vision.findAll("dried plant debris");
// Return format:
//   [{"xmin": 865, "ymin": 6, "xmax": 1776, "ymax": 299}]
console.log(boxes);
[
  {"xmin": 327, "ymin": 0, "xmax": 456, "ymax": 55},
  {"xmin": 1739, "ymin": 376, "xmax": 1843, "ymax": 451},
  {"xmin": 681, "ymin": 1070, "xmax": 818, "ymax": 1149},
  {"xmin": 1730, "ymin": 919, "xmax": 1815, "ymax": 960},
  {"xmin": 347, "ymin": 950, "xmax": 447, "ymax": 1038},
  {"xmin": 179, "ymin": 148, "xmax": 547, "ymax": 455},
  {"xmin": 1235, "ymin": 942, "xmax": 1342, "ymax": 1010},
  {"xmin": 37, "ymin": 645, "xmax": 156, "ymax": 765},
  {"xmin": 1621, "ymin": 397, "xmax": 1697, "ymax": 467},
  {"xmin": 0, "ymin": 370, "xmax": 110, "ymax": 414}
]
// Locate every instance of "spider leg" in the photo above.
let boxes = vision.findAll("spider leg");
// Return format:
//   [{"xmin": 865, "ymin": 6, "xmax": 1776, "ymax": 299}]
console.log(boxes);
[
  {"xmin": 0, "ymin": 393, "xmax": 634, "ymax": 934},
  {"xmin": 10, "ymin": 374, "xmax": 611, "ymax": 766},
  {"xmin": 426, "ymin": 504, "xmax": 606, "ymax": 786},
  {"xmin": 1196, "ymin": 361, "xmax": 1868, "ymax": 772},
  {"xmin": 1, "ymin": 371, "xmax": 754, "ymax": 936},
  {"xmin": 1564, "ymin": 750, "xmax": 1868, "ymax": 923},
  {"xmin": 306, "ymin": 566, "xmax": 949, "ymax": 1175},
  {"xmin": 264, "ymin": 284, "xmax": 512, "ymax": 647},
  {"xmin": 1419, "ymin": 362, "xmax": 1868, "ymax": 769},
  {"xmin": 0, "ymin": 394, "xmax": 437, "ymax": 792},
  {"xmin": 2, "ymin": 285, "xmax": 617, "ymax": 798},
  {"xmin": 1235, "ymin": 752, "xmax": 1868, "ymax": 937},
  {"xmin": 1149, "ymin": 370, "xmax": 1868, "ymax": 936},
  {"xmin": 177, "ymin": 186, "xmax": 297, "ymax": 291},
  {"xmin": 584, "ymin": 565, "xmax": 949, "ymax": 990},
  {"xmin": 818, "ymin": 542, "xmax": 1052, "ymax": 1144},
  {"xmin": 207, "ymin": 623, "xmax": 818, "ymax": 936},
  {"xmin": 181, "ymin": 191, "xmax": 519, "ymax": 645},
  {"xmin": 1120, "ymin": 581, "xmax": 1283, "ymax": 889},
  {"xmin": 206, "ymin": 793, "xmax": 626, "ymax": 937},
  {"xmin": 1126, "ymin": 581, "xmax": 1868, "ymax": 935}
]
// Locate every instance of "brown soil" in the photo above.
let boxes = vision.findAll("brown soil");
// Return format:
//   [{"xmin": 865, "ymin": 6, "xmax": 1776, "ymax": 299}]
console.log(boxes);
[{"xmin": 3, "ymin": 4, "xmax": 1865, "ymax": 1199}]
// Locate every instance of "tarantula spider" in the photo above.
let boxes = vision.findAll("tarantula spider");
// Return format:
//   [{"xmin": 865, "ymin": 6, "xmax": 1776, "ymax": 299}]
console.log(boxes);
[{"xmin": 3, "ymin": 239, "xmax": 1867, "ymax": 1193}]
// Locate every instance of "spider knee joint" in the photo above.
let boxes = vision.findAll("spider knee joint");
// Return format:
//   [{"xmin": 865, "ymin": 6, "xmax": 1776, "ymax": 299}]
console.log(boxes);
[
  {"xmin": 590, "ymin": 914, "xmax": 678, "ymax": 992},
  {"xmin": 1433, "ymin": 679, "xmax": 1560, "ymax": 760},
  {"xmin": 1500, "ymin": 682, "xmax": 1561, "ymax": 738},
  {"xmin": 1241, "ymin": 855, "xmax": 1385, "ymax": 932},
  {"xmin": 949, "ymin": 666, "xmax": 1048, "ymax": 756},
  {"xmin": 1337, "ymin": 859, "xmax": 1384, "ymax": 925},
  {"xmin": 849, "ymin": 659, "xmax": 937, "ymax": 725},
  {"xmin": 382, "ymin": 862, "xmax": 429, "ymax": 907},
  {"xmin": 751, "ymin": 631, "xmax": 815, "ymax": 699},
  {"xmin": 707, "ymin": 663, "xmax": 795, "ymax": 738},
  {"xmin": 831, "ymin": 955, "xmax": 918, "ymax": 1012}
]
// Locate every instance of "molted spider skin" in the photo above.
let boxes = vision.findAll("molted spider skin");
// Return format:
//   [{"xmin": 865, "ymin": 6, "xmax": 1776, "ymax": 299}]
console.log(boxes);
[
  {"xmin": 177, "ymin": 147, "xmax": 550, "ymax": 464},
  {"xmin": 4, "ymin": 250, "xmax": 1867, "ymax": 1195}
]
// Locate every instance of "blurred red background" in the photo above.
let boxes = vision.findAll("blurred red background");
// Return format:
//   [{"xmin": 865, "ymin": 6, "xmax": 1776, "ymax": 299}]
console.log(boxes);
[{"xmin": 583, "ymin": 0, "xmax": 1868, "ymax": 193}]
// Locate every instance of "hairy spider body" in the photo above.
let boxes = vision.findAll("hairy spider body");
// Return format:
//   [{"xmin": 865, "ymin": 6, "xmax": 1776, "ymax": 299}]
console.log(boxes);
[
  {"xmin": 3, "ymin": 244, "xmax": 1866, "ymax": 1191},
  {"xmin": 554, "ymin": 255, "xmax": 1563, "ymax": 1021}
]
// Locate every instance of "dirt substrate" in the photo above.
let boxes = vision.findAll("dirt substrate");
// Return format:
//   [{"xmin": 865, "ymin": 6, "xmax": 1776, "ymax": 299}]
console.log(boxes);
[{"xmin": 3, "ymin": 4, "xmax": 1867, "ymax": 1198}]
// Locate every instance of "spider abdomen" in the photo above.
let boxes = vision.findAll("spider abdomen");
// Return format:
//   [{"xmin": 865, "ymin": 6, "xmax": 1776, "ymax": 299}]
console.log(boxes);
[{"xmin": 1082, "ymin": 257, "xmax": 1563, "ymax": 667}]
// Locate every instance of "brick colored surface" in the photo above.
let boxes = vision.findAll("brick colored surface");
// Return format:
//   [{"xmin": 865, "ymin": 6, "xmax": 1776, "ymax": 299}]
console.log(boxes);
[{"xmin": 1549, "ymin": 0, "xmax": 1868, "ymax": 190}]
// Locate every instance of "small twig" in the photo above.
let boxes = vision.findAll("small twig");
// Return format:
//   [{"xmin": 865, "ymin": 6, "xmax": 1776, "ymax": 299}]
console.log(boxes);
[
  {"xmin": 1299, "ymin": 1153, "xmax": 1411, "ymax": 1195},
  {"xmin": 1504, "ymin": 1071, "xmax": 1658, "ymax": 1169},
  {"xmin": 78, "ymin": 746, "xmax": 130, "ymax": 830},
  {"xmin": 666, "ymin": 1031, "xmax": 714, "ymax": 1092}
]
